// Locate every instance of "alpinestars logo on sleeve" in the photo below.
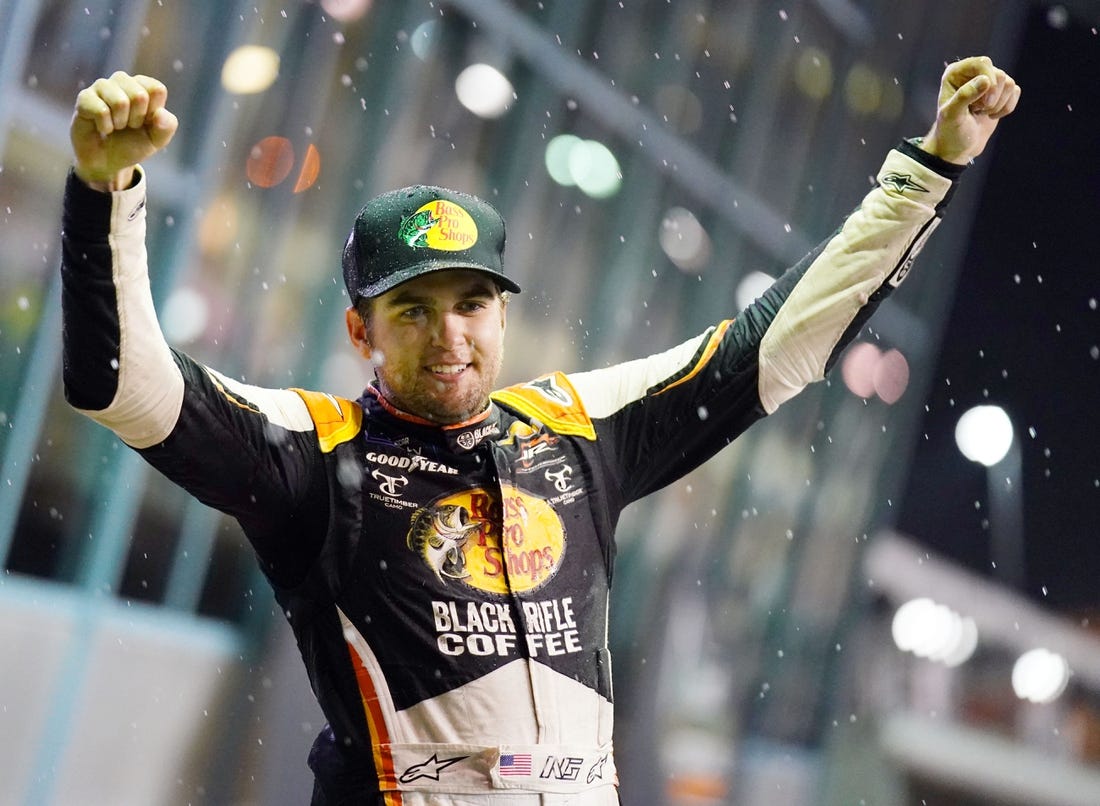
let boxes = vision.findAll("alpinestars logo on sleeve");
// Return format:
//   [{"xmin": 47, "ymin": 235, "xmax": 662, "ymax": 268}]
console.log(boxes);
[{"xmin": 881, "ymin": 172, "xmax": 929, "ymax": 194}]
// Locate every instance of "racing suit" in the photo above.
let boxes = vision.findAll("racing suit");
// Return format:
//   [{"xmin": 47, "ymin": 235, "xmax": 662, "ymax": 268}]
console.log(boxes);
[{"xmin": 60, "ymin": 140, "xmax": 962, "ymax": 804}]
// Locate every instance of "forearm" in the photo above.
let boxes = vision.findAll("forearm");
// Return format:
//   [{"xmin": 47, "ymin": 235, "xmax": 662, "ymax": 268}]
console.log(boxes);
[
  {"xmin": 61, "ymin": 166, "xmax": 185, "ymax": 448},
  {"xmin": 755, "ymin": 141, "xmax": 963, "ymax": 413}
]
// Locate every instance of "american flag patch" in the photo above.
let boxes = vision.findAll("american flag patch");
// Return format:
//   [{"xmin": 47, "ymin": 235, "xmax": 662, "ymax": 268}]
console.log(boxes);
[{"xmin": 499, "ymin": 753, "xmax": 532, "ymax": 776}]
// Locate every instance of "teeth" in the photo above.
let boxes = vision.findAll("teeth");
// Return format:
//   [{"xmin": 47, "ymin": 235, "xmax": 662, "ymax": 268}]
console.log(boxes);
[{"xmin": 430, "ymin": 364, "xmax": 466, "ymax": 375}]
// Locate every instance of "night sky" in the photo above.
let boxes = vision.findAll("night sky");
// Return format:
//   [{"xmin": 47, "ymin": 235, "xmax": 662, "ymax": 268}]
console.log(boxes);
[{"xmin": 898, "ymin": 7, "xmax": 1100, "ymax": 611}]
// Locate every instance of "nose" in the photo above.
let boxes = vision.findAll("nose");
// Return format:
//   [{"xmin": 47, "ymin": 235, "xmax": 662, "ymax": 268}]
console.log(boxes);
[{"xmin": 431, "ymin": 311, "xmax": 467, "ymax": 349}]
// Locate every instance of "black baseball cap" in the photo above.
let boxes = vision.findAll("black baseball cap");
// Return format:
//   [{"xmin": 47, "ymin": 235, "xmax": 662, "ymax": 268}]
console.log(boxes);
[{"xmin": 342, "ymin": 185, "xmax": 520, "ymax": 302}]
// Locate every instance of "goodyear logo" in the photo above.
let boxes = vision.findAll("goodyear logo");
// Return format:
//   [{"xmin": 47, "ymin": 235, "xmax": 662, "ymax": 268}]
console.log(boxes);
[
  {"xmin": 407, "ymin": 484, "xmax": 565, "ymax": 594},
  {"xmin": 398, "ymin": 200, "xmax": 479, "ymax": 251}
]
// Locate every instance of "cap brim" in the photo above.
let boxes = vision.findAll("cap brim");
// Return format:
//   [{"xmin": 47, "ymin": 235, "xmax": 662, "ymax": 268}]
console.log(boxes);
[{"xmin": 355, "ymin": 259, "xmax": 521, "ymax": 299}]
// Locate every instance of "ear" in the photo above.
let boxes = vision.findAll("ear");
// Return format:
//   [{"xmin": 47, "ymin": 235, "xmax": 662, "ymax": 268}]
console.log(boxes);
[{"xmin": 345, "ymin": 306, "xmax": 373, "ymax": 360}]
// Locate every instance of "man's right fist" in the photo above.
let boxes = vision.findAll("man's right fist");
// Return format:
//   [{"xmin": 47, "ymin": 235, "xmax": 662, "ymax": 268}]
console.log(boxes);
[{"xmin": 71, "ymin": 71, "xmax": 178, "ymax": 192}]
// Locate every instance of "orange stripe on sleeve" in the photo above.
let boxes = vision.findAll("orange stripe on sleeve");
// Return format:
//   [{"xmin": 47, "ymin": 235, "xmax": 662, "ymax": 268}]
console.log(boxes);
[{"xmin": 653, "ymin": 319, "xmax": 733, "ymax": 396}]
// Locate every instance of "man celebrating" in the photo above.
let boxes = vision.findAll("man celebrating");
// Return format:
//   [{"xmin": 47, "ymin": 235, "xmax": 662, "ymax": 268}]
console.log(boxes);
[{"xmin": 62, "ymin": 57, "xmax": 1018, "ymax": 804}]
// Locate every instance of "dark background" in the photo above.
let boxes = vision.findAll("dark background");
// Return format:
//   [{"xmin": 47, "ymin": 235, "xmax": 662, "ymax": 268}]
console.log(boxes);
[{"xmin": 899, "ymin": 6, "xmax": 1100, "ymax": 612}]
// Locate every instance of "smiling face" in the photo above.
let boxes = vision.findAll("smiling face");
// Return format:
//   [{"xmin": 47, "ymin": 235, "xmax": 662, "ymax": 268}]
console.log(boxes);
[{"xmin": 345, "ymin": 269, "xmax": 507, "ymax": 424}]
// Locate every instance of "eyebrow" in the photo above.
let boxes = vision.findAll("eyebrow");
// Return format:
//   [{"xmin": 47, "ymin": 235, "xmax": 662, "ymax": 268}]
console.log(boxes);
[{"xmin": 383, "ymin": 280, "xmax": 498, "ymax": 308}]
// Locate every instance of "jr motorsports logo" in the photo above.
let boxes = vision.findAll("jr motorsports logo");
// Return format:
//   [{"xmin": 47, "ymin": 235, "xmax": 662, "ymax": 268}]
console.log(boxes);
[
  {"xmin": 398, "ymin": 200, "xmax": 479, "ymax": 251},
  {"xmin": 406, "ymin": 485, "xmax": 565, "ymax": 594}
]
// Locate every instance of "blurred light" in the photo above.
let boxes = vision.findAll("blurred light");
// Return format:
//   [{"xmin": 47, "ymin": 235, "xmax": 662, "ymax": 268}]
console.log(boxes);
[
  {"xmin": 653, "ymin": 85, "xmax": 703, "ymax": 134},
  {"xmin": 794, "ymin": 46, "xmax": 833, "ymax": 101},
  {"xmin": 891, "ymin": 597, "xmax": 978, "ymax": 667},
  {"xmin": 293, "ymin": 144, "xmax": 322, "ymax": 193},
  {"xmin": 841, "ymin": 342, "xmax": 910, "ymax": 403},
  {"xmin": 878, "ymin": 80, "xmax": 905, "ymax": 122},
  {"xmin": 735, "ymin": 271, "xmax": 775, "ymax": 312},
  {"xmin": 955, "ymin": 405, "xmax": 1014, "ymax": 467},
  {"xmin": 454, "ymin": 63, "xmax": 514, "ymax": 119},
  {"xmin": 161, "ymin": 287, "xmax": 209, "ymax": 344},
  {"xmin": 568, "ymin": 139, "xmax": 621, "ymax": 198},
  {"xmin": 221, "ymin": 46, "xmax": 280, "ymax": 95},
  {"xmin": 246, "ymin": 136, "xmax": 295, "ymax": 188},
  {"xmin": 545, "ymin": 134, "xmax": 581, "ymax": 186},
  {"xmin": 843, "ymin": 62, "xmax": 883, "ymax": 115},
  {"xmin": 1046, "ymin": 5, "xmax": 1070, "ymax": 29},
  {"xmin": 1012, "ymin": 648, "xmax": 1070, "ymax": 703},
  {"xmin": 544, "ymin": 135, "xmax": 622, "ymax": 198},
  {"xmin": 197, "ymin": 195, "xmax": 240, "ymax": 256},
  {"xmin": 841, "ymin": 342, "xmax": 881, "ymax": 399},
  {"xmin": 659, "ymin": 207, "xmax": 711, "ymax": 271},
  {"xmin": 321, "ymin": 0, "xmax": 372, "ymax": 23},
  {"xmin": 410, "ymin": 20, "xmax": 440, "ymax": 60},
  {"xmin": 873, "ymin": 348, "xmax": 910, "ymax": 404}
]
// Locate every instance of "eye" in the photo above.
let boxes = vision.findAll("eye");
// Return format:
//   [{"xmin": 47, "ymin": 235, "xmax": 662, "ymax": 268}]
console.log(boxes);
[
  {"xmin": 457, "ymin": 299, "xmax": 489, "ymax": 314},
  {"xmin": 399, "ymin": 305, "xmax": 429, "ymax": 320}
]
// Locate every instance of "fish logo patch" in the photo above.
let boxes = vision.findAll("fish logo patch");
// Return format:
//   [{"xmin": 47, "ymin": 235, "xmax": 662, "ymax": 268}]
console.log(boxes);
[{"xmin": 397, "ymin": 200, "xmax": 479, "ymax": 251}]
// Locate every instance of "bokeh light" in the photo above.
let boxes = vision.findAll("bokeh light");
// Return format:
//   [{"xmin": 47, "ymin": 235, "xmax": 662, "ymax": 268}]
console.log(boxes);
[
  {"xmin": 955, "ymin": 404, "xmax": 1014, "ymax": 467},
  {"xmin": 659, "ymin": 207, "xmax": 711, "ymax": 271},
  {"xmin": 320, "ymin": 0, "xmax": 372, "ymax": 23},
  {"xmin": 873, "ymin": 348, "xmax": 910, "ymax": 404},
  {"xmin": 843, "ymin": 62, "xmax": 883, "ymax": 115},
  {"xmin": 545, "ymin": 134, "xmax": 581, "ymax": 186},
  {"xmin": 221, "ymin": 45, "xmax": 280, "ymax": 95},
  {"xmin": 568, "ymin": 139, "xmax": 621, "ymax": 198},
  {"xmin": 246, "ymin": 136, "xmax": 295, "ymax": 188},
  {"xmin": 293, "ymin": 144, "xmax": 322, "ymax": 193},
  {"xmin": 410, "ymin": 20, "xmax": 440, "ymax": 60},
  {"xmin": 841, "ymin": 342, "xmax": 910, "ymax": 404},
  {"xmin": 544, "ymin": 135, "xmax": 622, "ymax": 198},
  {"xmin": 734, "ymin": 271, "xmax": 775, "ymax": 313},
  {"xmin": 840, "ymin": 342, "xmax": 881, "ymax": 399},
  {"xmin": 794, "ymin": 46, "xmax": 834, "ymax": 101},
  {"xmin": 197, "ymin": 194, "xmax": 240, "ymax": 256},
  {"xmin": 1012, "ymin": 648, "xmax": 1070, "ymax": 703},
  {"xmin": 891, "ymin": 597, "xmax": 978, "ymax": 667},
  {"xmin": 454, "ymin": 63, "xmax": 514, "ymax": 119},
  {"xmin": 161, "ymin": 286, "xmax": 209, "ymax": 345}
]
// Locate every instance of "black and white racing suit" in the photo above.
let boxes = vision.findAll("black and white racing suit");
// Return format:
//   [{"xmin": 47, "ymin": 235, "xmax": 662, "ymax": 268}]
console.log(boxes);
[{"xmin": 60, "ymin": 140, "xmax": 962, "ymax": 804}]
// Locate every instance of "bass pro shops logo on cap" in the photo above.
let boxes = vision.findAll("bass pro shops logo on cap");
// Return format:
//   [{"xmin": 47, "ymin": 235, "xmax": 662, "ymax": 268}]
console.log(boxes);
[{"xmin": 398, "ymin": 200, "xmax": 479, "ymax": 251}]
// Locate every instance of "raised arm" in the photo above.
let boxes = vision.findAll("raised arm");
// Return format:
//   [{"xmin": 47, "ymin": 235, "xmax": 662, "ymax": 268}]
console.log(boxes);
[{"xmin": 558, "ymin": 57, "xmax": 1020, "ymax": 502}]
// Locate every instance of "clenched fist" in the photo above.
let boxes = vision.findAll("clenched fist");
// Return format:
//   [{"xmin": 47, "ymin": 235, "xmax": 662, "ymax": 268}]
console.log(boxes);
[
  {"xmin": 71, "ymin": 71, "xmax": 178, "ymax": 191},
  {"xmin": 919, "ymin": 56, "xmax": 1021, "ymax": 165}
]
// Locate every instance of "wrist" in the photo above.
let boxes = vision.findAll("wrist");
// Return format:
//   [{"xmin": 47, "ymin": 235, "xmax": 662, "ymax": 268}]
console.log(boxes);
[
  {"xmin": 915, "ymin": 131, "xmax": 971, "ymax": 167},
  {"xmin": 73, "ymin": 164, "xmax": 136, "ymax": 192}
]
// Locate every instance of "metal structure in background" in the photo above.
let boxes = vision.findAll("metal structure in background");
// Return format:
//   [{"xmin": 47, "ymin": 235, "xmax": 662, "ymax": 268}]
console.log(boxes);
[{"xmin": 0, "ymin": 1, "xmax": 1033, "ymax": 803}]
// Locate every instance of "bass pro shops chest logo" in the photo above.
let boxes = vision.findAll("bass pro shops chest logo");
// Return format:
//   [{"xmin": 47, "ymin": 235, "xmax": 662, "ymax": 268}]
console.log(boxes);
[
  {"xmin": 398, "ymin": 200, "xmax": 479, "ymax": 251},
  {"xmin": 406, "ymin": 484, "xmax": 565, "ymax": 594}
]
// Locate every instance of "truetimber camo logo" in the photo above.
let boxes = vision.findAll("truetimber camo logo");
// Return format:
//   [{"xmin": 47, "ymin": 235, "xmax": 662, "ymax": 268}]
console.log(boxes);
[{"xmin": 398, "ymin": 200, "xmax": 479, "ymax": 250}]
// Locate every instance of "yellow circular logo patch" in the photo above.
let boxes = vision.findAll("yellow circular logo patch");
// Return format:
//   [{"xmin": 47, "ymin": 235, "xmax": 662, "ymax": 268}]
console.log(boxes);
[
  {"xmin": 399, "ymin": 200, "xmax": 479, "ymax": 252},
  {"xmin": 409, "ymin": 484, "xmax": 565, "ymax": 594}
]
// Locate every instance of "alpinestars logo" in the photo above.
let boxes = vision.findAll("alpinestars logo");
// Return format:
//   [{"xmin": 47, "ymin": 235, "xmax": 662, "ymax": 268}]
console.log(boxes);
[
  {"xmin": 881, "ymin": 172, "xmax": 929, "ymax": 194},
  {"xmin": 399, "ymin": 753, "xmax": 468, "ymax": 783}
]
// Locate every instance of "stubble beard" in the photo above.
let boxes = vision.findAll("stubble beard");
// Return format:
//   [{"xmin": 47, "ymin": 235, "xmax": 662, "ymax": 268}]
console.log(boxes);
[{"xmin": 376, "ymin": 352, "xmax": 502, "ymax": 424}]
